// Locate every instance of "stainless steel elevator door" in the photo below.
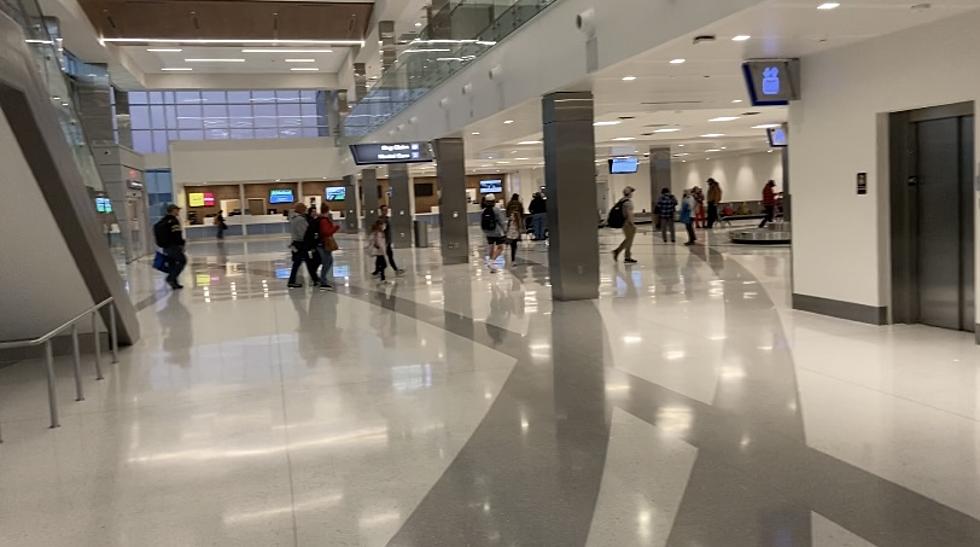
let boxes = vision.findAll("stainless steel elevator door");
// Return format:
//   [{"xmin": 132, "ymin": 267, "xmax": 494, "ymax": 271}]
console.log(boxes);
[{"xmin": 915, "ymin": 116, "xmax": 974, "ymax": 331}]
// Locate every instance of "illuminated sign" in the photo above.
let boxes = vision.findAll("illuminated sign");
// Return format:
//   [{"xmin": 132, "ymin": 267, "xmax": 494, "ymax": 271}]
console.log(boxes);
[
  {"xmin": 349, "ymin": 142, "xmax": 435, "ymax": 165},
  {"xmin": 188, "ymin": 192, "xmax": 206, "ymax": 207},
  {"xmin": 742, "ymin": 59, "xmax": 800, "ymax": 106}
]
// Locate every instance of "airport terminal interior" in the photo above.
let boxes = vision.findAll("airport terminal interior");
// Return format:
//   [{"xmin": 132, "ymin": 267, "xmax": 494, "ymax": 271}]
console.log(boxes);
[{"xmin": 3, "ymin": 0, "xmax": 980, "ymax": 545}]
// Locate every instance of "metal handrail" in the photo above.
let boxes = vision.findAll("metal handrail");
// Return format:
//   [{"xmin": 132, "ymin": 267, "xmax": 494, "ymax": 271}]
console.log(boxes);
[{"xmin": 0, "ymin": 297, "xmax": 119, "ymax": 437}]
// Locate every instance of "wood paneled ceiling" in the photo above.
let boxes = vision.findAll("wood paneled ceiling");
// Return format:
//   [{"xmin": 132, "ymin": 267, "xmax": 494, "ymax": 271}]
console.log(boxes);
[{"xmin": 80, "ymin": 1, "xmax": 374, "ymax": 41}]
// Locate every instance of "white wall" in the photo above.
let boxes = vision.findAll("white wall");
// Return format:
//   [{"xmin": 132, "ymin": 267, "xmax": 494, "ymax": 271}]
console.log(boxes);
[
  {"xmin": 170, "ymin": 137, "xmax": 352, "ymax": 185},
  {"xmin": 673, "ymin": 152, "xmax": 783, "ymax": 202},
  {"xmin": 790, "ymin": 10, "xmax": 980, "ymax": 310}
]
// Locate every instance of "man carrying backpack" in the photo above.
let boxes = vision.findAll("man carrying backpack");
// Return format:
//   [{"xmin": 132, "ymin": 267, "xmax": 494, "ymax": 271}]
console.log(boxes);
[
  {"xmin": 610, "ymin": 186, "xmax": 638, "ymax": 264},
  {"xmin": 154, "ymin": 204, "xmax": 187, "ymax": 290},
  {"xmin": 480, "ymin": 194, "xmax": 508, "ymax": 273}
]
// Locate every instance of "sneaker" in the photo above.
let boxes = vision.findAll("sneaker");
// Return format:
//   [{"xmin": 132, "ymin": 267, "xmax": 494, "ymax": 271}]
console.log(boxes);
[
  {"xmin": 169, "ymin": 282, "xmax": 183, "ymax": 290},
  {"xmin": 624, "ymin": 258, "xmax": 638, "ymax": 264},
  {"xmin": 319, "ymin": 284, "xmax": 335, "ymax": 292},
  {"xmin": 396, "ymin": 269, "xmax": 406, "ymax": 277},
  {"xmin": 371, "ymin": 271, "xmax": 381, "ymax": 278},
  {"xmin": 684, "ymin": 241, "xmax": 695, "ymax": 246},
  {"xmin": 312, "ymin": 280, "xmax": 321, "ymax": 287},
  {"xmin": 612, "ymin": 249, "xmax": 621, "ymax": 261},
  {"xmin": 287, "ymin": 283, "xmax": 303, "ymax": 289}
]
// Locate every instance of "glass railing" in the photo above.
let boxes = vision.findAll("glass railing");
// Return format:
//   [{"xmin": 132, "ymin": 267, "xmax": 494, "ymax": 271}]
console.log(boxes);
[{"xmin": 343, "ymin": 0, "xmax": 559, "ymax": 138}]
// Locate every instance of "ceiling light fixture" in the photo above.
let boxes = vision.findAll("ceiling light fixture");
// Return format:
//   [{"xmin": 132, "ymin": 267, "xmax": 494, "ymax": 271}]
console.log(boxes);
[
  {"xmin": 732, "ymin": 35, "xmax": 751, "ymax": 42},
  {"xmin": 147, "ymin": 48, "xmax": 183, "ymax": 52},
  {"xmin": 415, "ymin": 22, "xmax": 423, "ymax": 28},
  {"xmin": 622, "ymin": 76, "xmax": 637, "ymax": 81},
  {"xmin": 242, "ymin": 48, "xmax": 334, "ymax": 53},
  {"xmin": 653, "ymin": 128, "xmax": 681, "ymax": 133},
  {"xmin": 709, "ymin": 116, "xmax": 740, "ymax": 122},
  {"xmin": 706, "ymin": 148, "xmax": 722, "ymax": 152},
  {"xmin": 290, "ymin": 67, "xmax": 320, "ymax": 71},
  {"xmin": 185, "ymin": 58, "xmax": 246, "ymax": 63},
  {"xmin": 517, "ymin": 140, "xmax": 542, "ymax": 145},
  {"xmin": 669, "ymin": 58, "xmax": 686, "ymax": 64},
  {"xmin": 594, "ymin": 121, "xmax": 622, "ymax": 127},
  {"xmin": 612, "ymin": 137, "xmax": 636, "ymax": 141},
  {"xmin": 285, "ymin": 59, "xmax": 316, "ymax": 63},
  {"xmin": 701, "ymin": 133, "xmax": 725, "ymax": 138},
  {"xmin": 504, "ymin": 120, "xmax": 515, "ymax": 124},
  {"xmin": 732, "ymin": 99, "xmax": 744, "ymax": 103},
  {"xmin": 753, "ymin": 123, "xmax": 782, "ymax": 129},
  {"xmin": 817, "ymin": 2, "xmax": 841, "ymax": 9},
  {"xmin": 471, "ymin": 132, "xmax": 481, "ymax": 135},
  {"xmin": 403, "ymin": 48, "xmax": 453, "ymax": 53},
  {"xmin": 161, "ymin": 67, "xmax": 193, "ymax": 71},
  {"xmin": 101, "ymin": 38, "xmax": 363, "ymax": 46}
]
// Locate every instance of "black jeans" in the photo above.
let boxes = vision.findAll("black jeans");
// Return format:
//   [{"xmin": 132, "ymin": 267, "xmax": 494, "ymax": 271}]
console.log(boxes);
[
  {"xmin": 373, "ymin": 256, "xmax": 388, "ymax": 281},
  {"xmin": 385, "ymin": 244, "xmax": 399, "ymax": 271},
  {"xmin": 759, "ymin": 205, "xmax": 775, "ymax": 227},
  {"xmin": 288, "ymin": 242, "xmax": 318, "ymax": 284},
  {"xmin": 164, "ymin": 246, "xmax": 186, "ymax": 285},
  {"xmin": 707, "ymin": 202, "xmax": 719, "ymax": 228},
  {"xmin": 684, "ymin": 221, "xmax": 696, "ymax": 243}
]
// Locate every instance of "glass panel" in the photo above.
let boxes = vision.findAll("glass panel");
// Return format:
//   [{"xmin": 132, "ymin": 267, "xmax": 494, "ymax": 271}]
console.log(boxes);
[
  {"xmin": 129, "ymin": 105, "xmax": 151, "ymax": 130},
  {"xmin": 300, "ymin": 90, "xmax": 317, "ymax": 102},
  {"xmin": 176, "ymin": 104, "xmax": 203, "ymax": 129},
  {"xmin": 228, "ymin": 104, "xmax": 253, "ymax": 128},
  {"xmin": 152, "ymin": 130, "xmax": 168, "ymax": 154},
  {"xmin": 277, "ymin": 103, "xmax": 301, "ymax": 127},
  {"xmin": 131, "ymin": 130, "xmax": 153, "ymax": 153},
  {"xmin": 129, "ymin": 91, "xmax": 148, "ymax": 104},
  {"xmin": 251, "ymin": 90, "xmax": 276, "ymax": 103},
  {"xmin": 279, "ymin": 127, "xmax": 300, "ymax": 138},
  {"xmin": 226, "ymin": 90, "xmax": 251, "ymax": 103},
  {"xmin": 254, "ymin": 128, "xmax": 277, "ymax": 139},
  {"xmin": 164, "ymin": 105, "xmax": 178, "ymax": 128},
  {"xmin": 168, "ymin": 130, "xmax": 180, "ymax": 141},
  {"xmin": 150, "ymin": 105, "xmax": 165, "ymax": 128},
  {"xmin": 201, "ymin": 90, "xmax": 226, "ymax": 103},
  {"xmin": 230, "ymin": 128, "xmax": 255, "ymax": 139},
  {"xmin": 253, "ymin": 104, "xmax": 277, "ymax": 127},
  {"xmin": 175, "ymin": 91, "xmax": 202, "ymax": 104},
  {"xmin": 205, "ymin": 128, "xmax": 230, "ymax": 140},
  {"xmin": 202, "ymin": 104, "xmax": 228, "ymax": 128},
  {"xmin": 179, "ymin": 130, "xmax": 204, "ymax": 140},
  {"xmin": 148, "ymin": 91, "xmax": 164, "ymax": 104},
  {"xmin": 275, "ymin": 89, "xmax": 300, "ymax": 102},
  {"xmin": 301, "ymin": 127, "xmax": 319, "ymax": 138},
  {"xmin": 300, "ymin": 104, "xmax": 318, "ymax": 126},
  {"xmin": 163, "ymin": 91, "xmax": 175, "ymax": 104}
]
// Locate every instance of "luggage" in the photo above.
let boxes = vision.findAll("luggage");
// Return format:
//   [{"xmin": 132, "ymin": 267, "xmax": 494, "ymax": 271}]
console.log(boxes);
[{"xmin": 152, "ymin": 251, "xmax": 170, "ymax": 273}]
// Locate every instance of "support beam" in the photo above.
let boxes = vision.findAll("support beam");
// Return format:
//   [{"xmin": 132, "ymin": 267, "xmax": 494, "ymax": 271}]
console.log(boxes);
[
  {"xmin": 361, "ymin": 168, "xmax": 380, "ymax": 233},
  {"xmin": 542, "ymin": 91, "xmax": 599, "ymax": 301},
  {"xmin": 388, "ymin": 163, "xmax": 413, "ymax": 249},
  {"xmin": 342, "ymin": 174, "xmax": 359, "ymax": 233},
  {"xmin": 649, "ymin": 146, "xmax": 672, "ymax": 213},
  {"xmin": 434, "ymin": 137, "xmax": 469, "ymax": 265}
]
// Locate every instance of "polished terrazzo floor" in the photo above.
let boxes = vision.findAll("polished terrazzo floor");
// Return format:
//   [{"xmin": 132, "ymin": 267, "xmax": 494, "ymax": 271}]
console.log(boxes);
[{"xmin": 1, "ymin": 227, "xmax": 980, "ymax": 546}]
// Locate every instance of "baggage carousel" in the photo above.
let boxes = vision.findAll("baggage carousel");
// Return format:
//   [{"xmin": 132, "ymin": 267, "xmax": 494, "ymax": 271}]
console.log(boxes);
[{"xmin": 730, "ymin": 223, "xmax": 792, "ymax": 245}]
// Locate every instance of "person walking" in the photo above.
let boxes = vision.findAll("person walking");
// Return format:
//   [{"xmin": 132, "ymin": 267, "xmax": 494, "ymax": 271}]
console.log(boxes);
[
  {"xmin": 481, "ymin": 194, "xmax": 509, "ymax": 273},
  {"xmin": 528, "ymin": 192, "xmax": 547, "ymax": 240},
  {"xmin": 611, "ymin": 186, "xmax": 638, "ymax": 264},
  {"xmin": 506, "ymin": 193, "xmax": 524, "ymax": 230},
  {"xmin": 759, "ymin": 180, "xmax": 779, "ymax": 228},
  {"xmin": 368, "ymin": 219, "xmax": 389, "ymax": 283},
  {"xmin": 287, "ymin": 203, "xmax": 319, "ymax": 288},
  {"xmin": 656, "ymin": 188, "xmax": 678, "ymax": 243},
  {"xmin": 505, "ymin": 208, "xmax": 522, "ymax": 265},
  {"xmin": 706, "ymin": 178, "xmax": 723, "ymax": 229},
  {"xmin": 214, "ymin": 210, "xmax": 228, "ymax": 240},
  {"xmin": 680, "ymin": 189, "xmax": 697, "ymax": 246},
  {"xmin": 691, "ymin": 185, "xmax": 705, "ymax": 228},
  {"xmin": 378, "ymin": 205, "xmax": 406, "ymax": 276},
  {"xmin": 316, "ymin": 203, "xmax": 340, "ymax": 291},
  {"xmin": 154, "ymin": 204, "xmax": 187, "ymax": 290}
]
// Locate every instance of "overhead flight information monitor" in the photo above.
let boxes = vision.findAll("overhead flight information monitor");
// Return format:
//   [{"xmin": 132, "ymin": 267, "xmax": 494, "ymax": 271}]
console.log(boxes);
[
  {"xmin": 349, "ymin": 142, "xmax": 435, "ymax": 165},
  {"xmin": 742, "ymin": 59, "xmax": 800, "ymax": 106}
]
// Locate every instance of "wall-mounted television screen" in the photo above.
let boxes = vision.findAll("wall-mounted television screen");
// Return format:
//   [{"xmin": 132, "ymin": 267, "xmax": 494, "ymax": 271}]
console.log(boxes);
[
  {"xmin": 479, "ymin": 179, "xmax": 503, "ymax": 194},
  {"xmin": 95, "ymin": 196, "xmax": 112, "ymax": 213},
  {"xmin": 269, "ymin": 189, "xmax": 295, "ymax": 204},
  {"xmin": 609, "ymin": 156, "xmax": 639, "ymax": 174},
  {"xmin": 742, "ymin": 59, "xmax": 800, "ymax": 106},
  {"xmin": 325, "ymin": 187, "xmax": 346, "ymax": 201},
  {"xmin": 767, "ymin": 126, "xmax": 788, "ymax": 147},
  {"xmin": 414, "ymin": 183, "xmax": 435, "ymax": 197},
  {"xmin": 188, "ymin": 192, "xmax": 215, "ymax": 207}
]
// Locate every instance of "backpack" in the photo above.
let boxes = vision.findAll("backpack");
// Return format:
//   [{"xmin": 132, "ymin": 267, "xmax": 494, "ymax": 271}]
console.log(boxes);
[
  {"xmin": 153, "ymin": 218, "xmax": 169, "ymax": 248},
  {"xmin": 481, "ymin": 207, "xmax": 498, "ymax": 232},
  {"xmin": 607, "ymin": 198, "xmax": 628, "ymax": 228}
]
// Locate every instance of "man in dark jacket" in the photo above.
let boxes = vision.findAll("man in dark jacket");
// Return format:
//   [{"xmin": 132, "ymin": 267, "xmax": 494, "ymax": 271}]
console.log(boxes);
[
  {"xmin": 378, "ymin": 205, "xmax": 406, "ymax": 276},
  {"xmin": 155, "ymin": 204, "xmax": 187, "ymax": 290},
  {"xmin": 528, "ymin": 193, "xmax": 547, "ymax": 240}
]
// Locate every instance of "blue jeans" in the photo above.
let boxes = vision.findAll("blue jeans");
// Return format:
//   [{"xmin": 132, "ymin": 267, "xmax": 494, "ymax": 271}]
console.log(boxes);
[
  {"xmin": 316, "ymin": 247, "xmax": 334, "ymax": 286},
  {"xmin": 532, "ymin": 213, "xmax": 546, "ymax": 239}
]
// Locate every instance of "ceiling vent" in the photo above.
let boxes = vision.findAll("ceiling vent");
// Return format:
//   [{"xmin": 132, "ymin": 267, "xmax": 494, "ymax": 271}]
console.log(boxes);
[{"xmin": 692, "ymin": 35, "xmax": 716, "ymax": 45}]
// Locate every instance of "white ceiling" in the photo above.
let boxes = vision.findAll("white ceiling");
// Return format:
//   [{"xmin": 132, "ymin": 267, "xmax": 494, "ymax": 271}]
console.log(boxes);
[{"xmin": 123, "ymin": 45, "xmax": 354, "ymax": 74}]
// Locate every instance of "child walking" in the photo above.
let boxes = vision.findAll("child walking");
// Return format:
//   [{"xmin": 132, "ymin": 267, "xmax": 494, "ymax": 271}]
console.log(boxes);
[{"xmin": 369, "ymin": 219, "xmax": 388, "ymax": 282}]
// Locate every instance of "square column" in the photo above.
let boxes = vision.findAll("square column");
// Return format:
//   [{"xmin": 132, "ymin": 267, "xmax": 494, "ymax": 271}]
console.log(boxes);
[
  {"xmin": 649, "ymin": 146, "xmax": 672, "ymax": 212},
  {"xmin": 388, "ymin": 163, "xmax": 413, "ymax": 249},
  {"xmin": 434, "ymin": 137, "xmax": 469, "ymax": 265},
  {"xmin": 342, "ymin": 174, "xmax": 359, "ymax": 233},
  {"xmin": 361, "ymin": 168, "xmax": 380, "ymax": 233},
  {"xmin": 542, "ymin": 92, "xmax": 599, "ymax": 301}
]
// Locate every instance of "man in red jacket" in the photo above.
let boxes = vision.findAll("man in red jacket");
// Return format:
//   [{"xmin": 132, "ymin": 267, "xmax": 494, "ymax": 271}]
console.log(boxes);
[
  {"xmin": 759, "ymin": 180, "xmax": 780, "ymax": 228},
  {"xmin": 316, "ymin": 203, "xmax": 341, "ymax": 291}
]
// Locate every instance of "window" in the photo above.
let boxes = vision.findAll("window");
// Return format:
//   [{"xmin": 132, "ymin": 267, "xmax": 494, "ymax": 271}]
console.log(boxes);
[{"xmin": 126, "ymin": 89, "xmax": 330, "ymax": 153}]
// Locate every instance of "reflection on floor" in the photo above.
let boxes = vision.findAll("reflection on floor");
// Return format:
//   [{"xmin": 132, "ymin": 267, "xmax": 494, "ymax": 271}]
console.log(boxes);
[{"xmin": 1, "ymin": 228, "xmax": 980, "ymax": 546}]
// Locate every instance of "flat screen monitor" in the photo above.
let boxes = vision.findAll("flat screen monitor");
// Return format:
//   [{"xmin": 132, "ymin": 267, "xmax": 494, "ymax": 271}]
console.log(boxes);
[
  {"xmin": 95, "ymin": 196, "xmax": 112, "ymax": 213},
  {"xmin": 269, "ymin": 189, "xmax": 295, "ymax": 204},
  {"xmin": 414, "ymin": 183, "xmax": 435, "ymax": 197},
  {"xmin": 324, "ymin": 187, "xmax": 346, "ymax": 201},
  {"xmin": 188, "ymin": 192, "xmax": 215, "ymax": 207},
  {"xmin": 479, "ymin": 179, "xmax": 503, "ymax": 194},
  {"xmin": 349, "ymin": 142, "xmax": 435, "ymax": 165},
  {"xmin": 203, "ymin": 192, "xmax": 215, "ymax": 206},
  {"xmin": 609, "ymin": 156, "xmax": 639, "ymax": 174},
  {"xmin": 742, "ymin": 59, "xmax": 800, "ymax": 106},
  {"xmin": 767, "ymin": 126, "xmax": 788, "ymax": 147}
]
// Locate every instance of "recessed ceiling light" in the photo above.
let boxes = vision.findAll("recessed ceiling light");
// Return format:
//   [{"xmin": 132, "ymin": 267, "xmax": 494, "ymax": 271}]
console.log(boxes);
[
  {"xmin": 147, "ymin": 48, "xmax": 183, "ymax": 52},
  {"xmin": 242, "ymin": 48, "xmax": 334, "ymax": 53},
  {"xmin": 515, "ymin": 157, "xmax": 530, "ymax": 160},
  {"xmin": 285, "ymin": 59, "xmax": 316, "ymax": 63},
  {"xmin": 471, "ymin": 132, "xmax": 481, "ymax": 135},
  {"xmin": 517, "ymin": 140, "xmax": 542, "ymax": 145},
  {"xmin": 732, "ymin": 99, "xmax": 743, "ymax": 104},
  {"xmin": 496, "ymin": 161, "xmax": 511, "ymax": 164},
  {"xmin": 622, "ymin": 76, "xmax": 637, "ymax": 81},
  {"xmin": 612, "ymin": 137, "xmax": 636, "ymax": 141},
  {"xmin": 709, "ymin": 116, "xmax": 740, "ymax": 122},
  {"xmin": 732, "ymin": 35, "xmax": 751, "ymax": 42},
  {"xmin": 594, "ymin": 121, "xmax": 622, "ymax": 127},
  {"xmin": 670, "ymin": 58, "xmax": 686, "ymax": 64},
  {"xmin": 290, "ymin": 67, "xmax": 319, "ymax": 71},
  {"xmin": 161, "ymin": 67, "xmax": 193, "ymax": 71},
  {"xmin": 706, "ymin": 148, "xmax": 722, "ymax": 152},
  {"xmin": 753, "ymin": 123, "xmax": 782, "ymax": 129},
  {"xmin": 673, "ymin": 153, "xmax": 689, "ymax": 157},
  {"xmin": 185, "ymin": 58, "xmax": 246, "ymax": 63},
  {"xmin": 504, "ymin": 120, "xmax": 515, "ymax": 124},
  {"xmin": 415, "ymin": 22, "xmax": 423, "ymax": 28},
  {"xmin": 701, "ymin": 133, "xmax": 725, "ymax": 138},
  {"xmin": 817, "ymin": 2, "xmax": 840, "ymax": 9},
  {"xmin": 653, "ymin": 128, "xmax": 681, "ymax": 133},
  {"xmin": 102, "ymin": 37, "xmax": 361, "ymax": 45},
  {"xmin": 678, "ymin": 144, "xmax": 685, "ymax": 147}
]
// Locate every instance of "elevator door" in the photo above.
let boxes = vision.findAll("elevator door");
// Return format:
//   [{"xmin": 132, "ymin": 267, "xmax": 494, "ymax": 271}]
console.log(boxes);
[{"xmin": 914, "ymin": 115, "xmax": 974, "ymax": 331}]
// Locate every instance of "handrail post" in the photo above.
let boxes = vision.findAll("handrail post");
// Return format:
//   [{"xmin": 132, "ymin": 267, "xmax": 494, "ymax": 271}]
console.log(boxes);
[
  {"xmin": 109, "ymin": 304, "xmax": 118, "ymax": 364},
  {"xmin": 43, "ymin": 340, "xmax": 60, "ymax": 428},
  {"xmin": 91, "ymin": 310, "xmax": 103, "ymax": 380},
  {"xmin": 70, "ymin": 324, "xmax": 84, "ymax": 401}
]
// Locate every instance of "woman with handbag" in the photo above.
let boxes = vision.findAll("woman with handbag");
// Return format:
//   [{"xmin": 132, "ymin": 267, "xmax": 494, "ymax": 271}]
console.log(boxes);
[
  {"xmin": 505, "ymin": 209, "xmax": 522, "ymax": 265},
  {"xmin": 317, "ymin": 204, "xmax": 340, "ymax": 292}
]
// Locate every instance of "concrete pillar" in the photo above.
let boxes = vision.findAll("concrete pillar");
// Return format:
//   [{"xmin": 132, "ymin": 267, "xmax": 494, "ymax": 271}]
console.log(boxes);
[
  {"xmin": 434, "ymin": 137, "xmax": 469, "ymax": 265},
  {"xmin": 388, "ymin": 163, "xmax": 413, "ymax": 249},
  {"xmin": 239, "ymin": 183, "xmax": 248, "ymax": 236},
  {"xmin": 353, "ymin": 63, "xmax": 368, "ymax": 102},
  {"xmin": 342, "ymin": 174, "xmax": 359, "ymax": 233},
  {"xmin": 361, "ymin": 168, "xmax": 380, "ymax": 233},
  {"xmin": 649, "ymin": 146, "xmax": 672, "ymax": 213},
  {"xmin": 781, "ymin": 148, "xmax": 791, "ymax": 222},
  {"xmin": 379, "ymin": 20, "xmax": 396, "ymax": 71},
  {"xmin": 542, "ymin": 91, "xmax": 599, "ymax": 301},
  {"xmin": 113, "ymin": 88, "xmax": 133, "ymax": 149}
]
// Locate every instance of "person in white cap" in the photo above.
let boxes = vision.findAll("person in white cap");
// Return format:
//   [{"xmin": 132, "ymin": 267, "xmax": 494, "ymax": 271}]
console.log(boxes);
[
  {"xmin": 611, "ymin": 186, "xmax": 638, "ymax": 264},
  {"xmin": 480, "ymin": 194, "xmax": 509, "ymax": 273}
]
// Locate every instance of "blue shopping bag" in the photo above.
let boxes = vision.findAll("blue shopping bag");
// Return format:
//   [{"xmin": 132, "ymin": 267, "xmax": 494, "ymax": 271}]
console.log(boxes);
[{"xmin": 152, "ymin": 251, "xmax": 170, "ymax": 273}]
